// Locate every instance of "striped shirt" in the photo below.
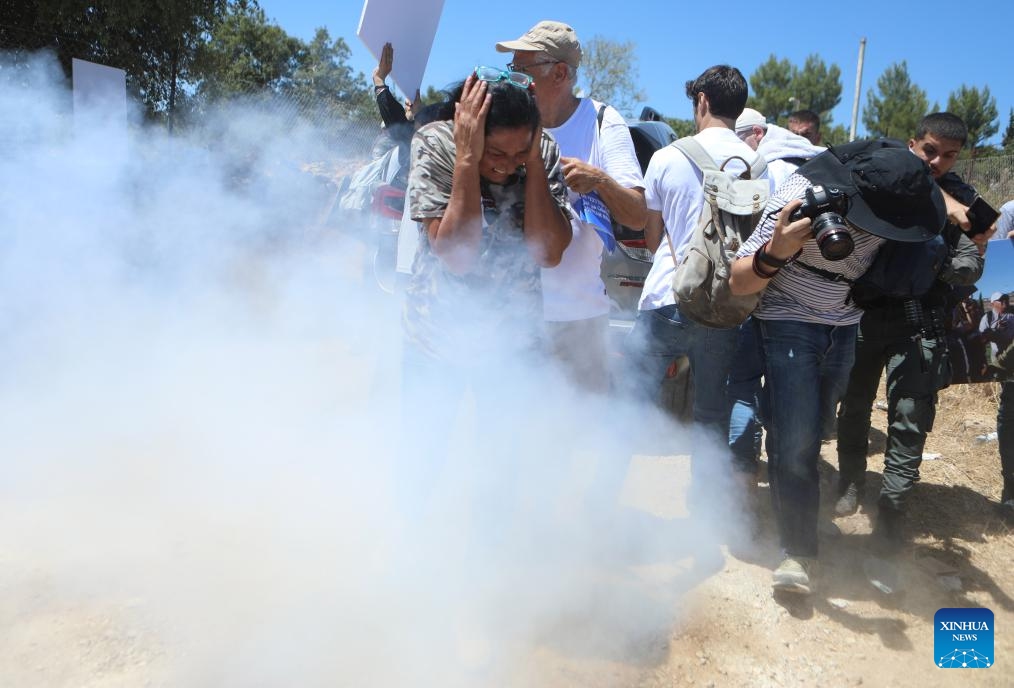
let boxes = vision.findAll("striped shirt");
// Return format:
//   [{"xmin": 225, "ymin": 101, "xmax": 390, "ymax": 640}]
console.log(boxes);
[{"xmin": 737, "ymin": 173, "xmax": 885, "ymax": 326}]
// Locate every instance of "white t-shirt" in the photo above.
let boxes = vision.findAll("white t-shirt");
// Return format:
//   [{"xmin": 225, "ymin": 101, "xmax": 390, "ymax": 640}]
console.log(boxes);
[
  {"xmin": 542, "ymin": 98, "xmax": 644, "ymax": 321},
  {"xmin": 638, "ymin": 127, "xmax": 763, "ymax": 311}
]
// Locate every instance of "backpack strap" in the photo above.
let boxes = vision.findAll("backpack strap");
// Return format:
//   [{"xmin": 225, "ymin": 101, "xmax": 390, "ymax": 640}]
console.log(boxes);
[
  {"xmin": 672, "ymin": 137, "xmax": 719, "ymax": 173},
  {"xmin": 596, "ymin": 103, "xmax": 606, "ymax": 133},
  {"xmin": 673, "ymin": 136, "xmax": 768, "ymax": 180}
]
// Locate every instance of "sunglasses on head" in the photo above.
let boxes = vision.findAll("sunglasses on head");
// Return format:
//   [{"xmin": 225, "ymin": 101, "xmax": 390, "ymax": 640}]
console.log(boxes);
[{"xmin": 474, "ymin": 65, "xmax": 533, "ymax": 90}]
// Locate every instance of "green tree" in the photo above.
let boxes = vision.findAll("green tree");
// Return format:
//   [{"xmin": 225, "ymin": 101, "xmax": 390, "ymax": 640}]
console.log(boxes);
[
  {"xmin": 1003, "ymin": 108, "xmax": 1014, "ymax": 152},
  {"xmin": 0, "ymin": 0, "xmax": 226, "ymax": 122},
  {"xmin": 862, "ymin": 61, "xmax": 928, "ymax": 139},
  {"xmin": 287, "ymin": 28, "xmax": 373, "ymax": 120},
  {"xmin": 664, "ymin": 117, "xmax": 695, "ymax": 138},
  {"xmin": 192, "ymin": 0, "xmax": 302, "ymax": 100},
  {"xmin": 748, "ymin": 54, "xmax": 841, "ymax": 124},
  {"xmin": 747, "ymin": 56, "xmax": 793, "ymax": 121},
  {"xmin": 946, "ymin": 84, "xmax": 999, "ymax": 155},
  {"xmin": 823, "ymin": 123, "xmax": 849, "ymax": 146},
  {"xmin": 579, "ymin": 36, "xmax": 646, "ymax": 117}
]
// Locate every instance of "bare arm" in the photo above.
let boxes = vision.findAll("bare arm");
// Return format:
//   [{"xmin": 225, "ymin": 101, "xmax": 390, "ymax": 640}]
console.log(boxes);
[
  {"xmin": 560, "ymin": 156, "xmax": 647, "ymax": 229},
  {"xmin": 524, "ymin": 130, "xmax": 572, "ymax": 267},
  {"xmin": 643, "ymin": 210, "xmax": 665, "ymax": 253},
  {"xmin": 426, "ymin": 77, "xmax": 489, "ymax": 275}
]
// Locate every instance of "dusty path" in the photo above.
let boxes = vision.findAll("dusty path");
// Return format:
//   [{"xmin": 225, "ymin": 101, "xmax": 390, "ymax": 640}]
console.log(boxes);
[{"xmin": 1, "ymin": 384, "xmax": 1010, "ymax": 687}]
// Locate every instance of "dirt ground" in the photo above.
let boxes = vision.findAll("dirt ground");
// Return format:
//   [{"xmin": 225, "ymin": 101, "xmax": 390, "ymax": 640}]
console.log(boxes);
[{"xmin": 1, "ymin": 382, "xmax": 1010, "ymax": 687}]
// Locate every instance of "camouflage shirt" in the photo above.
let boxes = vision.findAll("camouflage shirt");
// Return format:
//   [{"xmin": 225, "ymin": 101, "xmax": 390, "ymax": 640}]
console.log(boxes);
[{"xmin": 405, "ymin": 120, "xmax": 571, "ymax": 363}]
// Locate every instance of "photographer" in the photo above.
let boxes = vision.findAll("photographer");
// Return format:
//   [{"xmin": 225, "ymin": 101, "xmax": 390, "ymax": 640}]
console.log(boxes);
[
  {"xmin": 729, "ymin": 146, "xmax": 945, "ymax": 594},
  {"xmin": 835, "ymin": 116, "xmax": 984, "ymax": 556}
]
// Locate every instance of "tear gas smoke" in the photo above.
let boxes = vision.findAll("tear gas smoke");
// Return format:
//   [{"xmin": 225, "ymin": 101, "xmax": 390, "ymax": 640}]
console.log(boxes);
[{"xmin": 0, "ymin": 52, "xmax": 752, "ymax": 686}]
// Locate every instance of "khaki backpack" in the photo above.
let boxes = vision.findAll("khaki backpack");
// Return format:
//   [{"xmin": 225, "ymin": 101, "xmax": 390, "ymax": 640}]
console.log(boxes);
[{"xmin": 664, "ymin": 137, "xmax": 768, "ymax": 329}]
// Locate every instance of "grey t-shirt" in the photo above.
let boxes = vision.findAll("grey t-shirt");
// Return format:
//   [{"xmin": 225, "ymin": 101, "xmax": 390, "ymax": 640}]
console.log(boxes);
[{"xmin": 405, "ymin": 120, "xmax": 570, "ymax": 362}]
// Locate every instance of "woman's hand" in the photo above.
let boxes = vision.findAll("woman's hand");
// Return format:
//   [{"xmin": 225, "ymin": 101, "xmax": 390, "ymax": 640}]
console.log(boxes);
[
  {"xmin": 768, "ymin": 199, "xmax": 813, "ymax": 260},
  {"xmin": 524, "ymin": 125, "xmax": 544, "ymax": 167},
  {"xmin": 453, "ymin": 75, "xmax": 490, "ymax": 166}
]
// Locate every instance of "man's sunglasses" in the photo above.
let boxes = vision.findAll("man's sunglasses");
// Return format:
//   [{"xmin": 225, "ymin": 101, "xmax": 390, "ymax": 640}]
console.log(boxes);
[{"xmin": 474, "ymin": 65, "xmax": 533, "ymax": 90}]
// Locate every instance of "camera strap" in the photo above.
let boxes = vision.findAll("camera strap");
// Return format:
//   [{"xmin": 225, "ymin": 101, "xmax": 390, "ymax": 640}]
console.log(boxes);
[{"xmin": 792, "ymin": 260, "xmax": 854, "ymax": 285}]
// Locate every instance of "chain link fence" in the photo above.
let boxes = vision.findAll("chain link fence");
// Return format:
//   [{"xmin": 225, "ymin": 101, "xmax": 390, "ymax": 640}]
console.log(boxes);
[{"xmin": 953, "ymin": 153, "xmax": 1014, "ymax": 207}]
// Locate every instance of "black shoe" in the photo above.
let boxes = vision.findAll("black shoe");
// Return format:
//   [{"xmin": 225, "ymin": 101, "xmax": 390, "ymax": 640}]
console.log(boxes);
[
  {"xmin": 871, "ymin": 506, "xmax": 904, "ymax": 555},
  {"xmin": 834, "ymin": 481, "xmax": 863, "ymax": 516}
]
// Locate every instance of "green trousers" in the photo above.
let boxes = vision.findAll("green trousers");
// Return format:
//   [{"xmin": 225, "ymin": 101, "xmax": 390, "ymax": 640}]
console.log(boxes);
[{"xmin": 836, "ymin": 304, "xmax": 950, "ymax": 512}]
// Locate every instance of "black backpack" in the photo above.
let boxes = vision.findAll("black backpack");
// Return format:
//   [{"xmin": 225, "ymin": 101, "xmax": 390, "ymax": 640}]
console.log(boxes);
[
  {"xmin": 848, "ymin": 234, "xmax": 950, "ymax": 308},
  {"xmin": 796, "ymin": 137, "xmax": 950, "ymax": 309}
]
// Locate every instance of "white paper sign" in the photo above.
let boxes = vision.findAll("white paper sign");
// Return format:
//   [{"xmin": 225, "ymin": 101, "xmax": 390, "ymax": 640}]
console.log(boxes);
[
  {"xmin": 72, "ymin": 58, "xmax": 128, "ymax": 163},
  {"xmin": 356, "ymin": 0, "xmax": 445, "ymax": 99},
  {"xmin": 72, "ymin": 58, "xmax": 126, "ymax": 122}
]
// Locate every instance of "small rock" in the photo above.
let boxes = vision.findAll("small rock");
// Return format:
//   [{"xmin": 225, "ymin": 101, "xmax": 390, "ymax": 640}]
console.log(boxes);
[
  {"xmin": 975, "ymin": 432, "xmax": 999, "ymax": 443},
  {"xmin": 874, "ymin": 400, "xmax": 889, "ymax": 411},
  {"xmin": 828, "ymin": 598, "xmax": 850, "ymax": 609},
  {"xmin": 922, "ymin": 452, "xmax": 942, "ymax": 461}
]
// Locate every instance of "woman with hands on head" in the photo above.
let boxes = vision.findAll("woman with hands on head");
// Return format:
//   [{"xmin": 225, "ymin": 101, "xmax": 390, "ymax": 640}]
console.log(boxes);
[
  {"xmin": 396, "ymin": 69, "xmax": 574, "ymax": 533},
  {"xmin": 405, "ymin": 67, "xmax": 573, "ymax": 363}
]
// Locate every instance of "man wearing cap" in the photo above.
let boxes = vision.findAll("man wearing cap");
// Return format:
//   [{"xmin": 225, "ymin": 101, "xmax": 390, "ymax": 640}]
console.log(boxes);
[
  {"xmin": 729, "ymin": 145, "xmax": 946, "ymax": 594},
  {"xmin": 835, "ymin": 115, "xmax": 984, "ymax": 555},
  {"xmin": 734, "ymin": 109, "xmax": 825, "ymax": 192},
  {"xmin": 728, "ymin": 108, "xmax": 825, "ymax": 482},
  {"xmin": 496, "ymin": 21, "xmax": 646, "ymax": 393}
]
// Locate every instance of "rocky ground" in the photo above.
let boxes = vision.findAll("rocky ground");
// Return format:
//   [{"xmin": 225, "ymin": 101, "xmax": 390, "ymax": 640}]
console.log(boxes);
[{"xmin": 1, "ymin": 383, "xmax": 1010, "ymax": 687}]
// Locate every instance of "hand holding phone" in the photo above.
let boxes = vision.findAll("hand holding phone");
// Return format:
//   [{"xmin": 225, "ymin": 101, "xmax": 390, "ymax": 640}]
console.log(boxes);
[{"xmin": 965, "ymin": 195, "xmax": 1000, "ymax": 237}]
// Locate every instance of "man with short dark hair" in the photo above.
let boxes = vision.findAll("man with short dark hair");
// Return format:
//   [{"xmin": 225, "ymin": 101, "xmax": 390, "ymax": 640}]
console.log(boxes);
[
  {"xmin": 834, "ymin": 113, "xmax": 984, "ymax": 555},
  {"xmin": 495, "ymin": 21, "xmax": 646, "ymax": 392},
  {"xmin": 787, "ymin": 109, "xmax": 822, "ymax": 145},
  {"xmin": 625, "ymin": 65, "xmax": 762, "ymax": 506}
]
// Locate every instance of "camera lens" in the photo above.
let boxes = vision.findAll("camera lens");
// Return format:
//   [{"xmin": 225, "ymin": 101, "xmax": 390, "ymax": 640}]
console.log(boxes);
[{"xmin": 812, "ymin": 212, "xmax": 854, "ymax": 261}]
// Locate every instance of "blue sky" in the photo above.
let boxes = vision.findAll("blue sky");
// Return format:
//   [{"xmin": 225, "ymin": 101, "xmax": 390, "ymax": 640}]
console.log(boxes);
[
  {"xmin": 260, "ymin": 0, "xmax": 1014, "ymax": 142},
  {"xmin": 258, "ymin": 0, "xmax": 1013, "ymax": 294}
]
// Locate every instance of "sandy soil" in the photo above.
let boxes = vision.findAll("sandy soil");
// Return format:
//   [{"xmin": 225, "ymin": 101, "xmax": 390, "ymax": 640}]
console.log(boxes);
[{"xmin": 1, "ymin": 383, "xmax": 1010, "ymax": 687}]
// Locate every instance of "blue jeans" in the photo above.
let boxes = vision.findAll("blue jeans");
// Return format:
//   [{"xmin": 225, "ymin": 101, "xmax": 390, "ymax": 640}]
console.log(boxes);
[
  {"xmin": 758, "ymin": 319, "xmax": 858, "ymax": 558},
  {"xmin": 624, "ymin": 304, "xmax": 739, "ymax": 483},
  {"xmin": 728, "ymin": 318, "xmax": 766, "ymax": 472}
]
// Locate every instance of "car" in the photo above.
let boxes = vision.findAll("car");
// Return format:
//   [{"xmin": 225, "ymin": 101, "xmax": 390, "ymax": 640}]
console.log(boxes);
[
  {"xmin": 602, "ymin": 117, "xmax": 678, "ymax": 327},
  {"xmin": 602, "ymin": 115, "xmax": 694, "ymax": 419}
]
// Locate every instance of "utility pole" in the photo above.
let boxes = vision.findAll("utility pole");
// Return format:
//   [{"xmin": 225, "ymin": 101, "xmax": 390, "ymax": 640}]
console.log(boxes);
[{"xmin": 849, "ymin": 38, "xmax": 867, "ymax": 142}]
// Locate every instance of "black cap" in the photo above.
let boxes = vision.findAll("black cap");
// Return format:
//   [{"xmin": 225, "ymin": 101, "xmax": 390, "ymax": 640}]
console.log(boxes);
[{"xmin": 796, "ymin": 141, "xmax": 946, "ymax": 242}]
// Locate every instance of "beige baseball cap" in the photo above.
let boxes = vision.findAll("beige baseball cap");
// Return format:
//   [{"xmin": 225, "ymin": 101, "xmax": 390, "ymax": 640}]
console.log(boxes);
[{"xmin": 495, "ymin": 21, "xmax": 582, "ymax": 68}]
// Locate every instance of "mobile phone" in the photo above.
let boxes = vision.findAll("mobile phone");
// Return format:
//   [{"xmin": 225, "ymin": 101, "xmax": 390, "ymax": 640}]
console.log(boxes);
[{"xmin": 965, "ymin": 195, "xmax": 1000, "ymax": 237}]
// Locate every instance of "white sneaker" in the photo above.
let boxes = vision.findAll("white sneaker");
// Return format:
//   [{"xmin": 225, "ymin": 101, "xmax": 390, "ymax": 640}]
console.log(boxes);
[{"xmin": 772, "ymin": 555, "xmax": 817, "ymax": 595}]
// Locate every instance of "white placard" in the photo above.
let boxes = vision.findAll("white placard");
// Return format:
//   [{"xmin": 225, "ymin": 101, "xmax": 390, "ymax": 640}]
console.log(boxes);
[
  {"xmin": 356, "ymin": 0, "xmax": 445, "ymax": 100},
  {"xmin": 72, "ymin": 58, "xmax": 128, "ymax": 165},
  {"xmin": 72, "ymin": 58, "xmax": 126, "ymax": 122}
]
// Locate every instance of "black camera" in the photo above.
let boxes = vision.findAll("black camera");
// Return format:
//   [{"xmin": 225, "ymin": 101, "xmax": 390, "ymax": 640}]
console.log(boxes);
[{"xmin": 789, "ymin": 185, "xmax": 853, "ymax": 261}]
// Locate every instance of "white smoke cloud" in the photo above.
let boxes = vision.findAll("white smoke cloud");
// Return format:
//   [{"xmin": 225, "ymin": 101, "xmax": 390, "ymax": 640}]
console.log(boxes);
[{"xmin": 0, "ymin": 52, "xmax": 752, "ymax": 687}]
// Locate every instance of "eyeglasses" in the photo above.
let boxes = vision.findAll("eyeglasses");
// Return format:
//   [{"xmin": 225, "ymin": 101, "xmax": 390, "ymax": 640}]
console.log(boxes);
[
  {"xmin": 474, "ymin": 65, "xmax": 533, "ymax": 89},
  {"xmin": 507, "ymin": 60, "xmax": 560, "ymax": 76}
]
